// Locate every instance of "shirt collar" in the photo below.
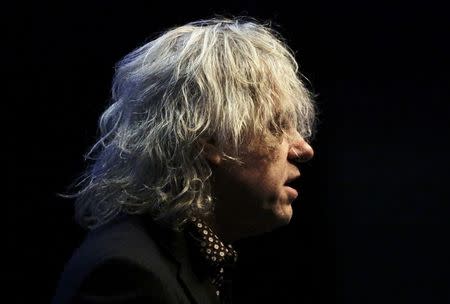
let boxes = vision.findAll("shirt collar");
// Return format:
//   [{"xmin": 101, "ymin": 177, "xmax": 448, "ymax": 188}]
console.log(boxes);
[{"xmin": 185, "ymin": 216, "xmax": 238, "ymax": 299}]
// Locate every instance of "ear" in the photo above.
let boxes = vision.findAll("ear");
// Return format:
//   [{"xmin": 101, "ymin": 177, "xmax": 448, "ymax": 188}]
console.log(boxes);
[{"xmin": 198, "ymin": 138, "xmax": 223, "ymax": 166}]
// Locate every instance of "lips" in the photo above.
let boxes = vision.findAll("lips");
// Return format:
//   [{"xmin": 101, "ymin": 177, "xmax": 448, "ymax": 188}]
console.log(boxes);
[
  {"xmin": 285, "ymin": 185, "xmax": 298, "ymax": 199},
  {"xmin": 284, "ymin": 179, "xmax": 297, "ymax": 188},
  {"xmin": 284, "ymin": 174, "xmax": 300, "ymax": 200},
  {"xmin": 285, "ymin": 174, "xmax": 300, "ymax": 187}
]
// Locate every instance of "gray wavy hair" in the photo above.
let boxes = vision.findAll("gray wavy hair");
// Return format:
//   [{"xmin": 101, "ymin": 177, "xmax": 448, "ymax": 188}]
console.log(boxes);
[{"xmin": 72, "ymin": 17, "xmax": 316, "ymax": 230}]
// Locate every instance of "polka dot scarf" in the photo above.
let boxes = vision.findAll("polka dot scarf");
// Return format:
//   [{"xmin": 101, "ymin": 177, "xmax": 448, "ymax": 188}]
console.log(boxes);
[{"xmin": 186, "ymin": 217, "xmax": 238, "ymax": 302}]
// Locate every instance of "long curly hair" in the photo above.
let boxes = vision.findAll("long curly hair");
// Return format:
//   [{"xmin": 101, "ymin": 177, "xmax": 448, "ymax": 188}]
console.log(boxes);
[{"xmin": 71, "ymin": 17, "xmax": 316, "ymax": 231}]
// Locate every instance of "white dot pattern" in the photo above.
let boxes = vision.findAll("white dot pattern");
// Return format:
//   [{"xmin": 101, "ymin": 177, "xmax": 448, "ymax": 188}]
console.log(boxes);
[{"xmin": 186, "ymin": 217, "xmax": 238, "ymax": 301}]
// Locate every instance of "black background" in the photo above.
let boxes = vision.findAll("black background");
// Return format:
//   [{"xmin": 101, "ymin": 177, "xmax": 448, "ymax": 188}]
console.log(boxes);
[{"xmin": 8, "ymin": 1, "xmax": 449, "ymax": 303}]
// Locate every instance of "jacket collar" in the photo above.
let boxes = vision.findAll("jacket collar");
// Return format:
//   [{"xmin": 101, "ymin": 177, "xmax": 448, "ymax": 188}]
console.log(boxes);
[{"xmin": 140, "ymin": 215, "xmax": 220, "ymax": 304}]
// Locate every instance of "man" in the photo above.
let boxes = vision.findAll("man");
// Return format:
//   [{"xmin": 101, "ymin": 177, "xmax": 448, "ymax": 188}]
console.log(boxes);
[{"xmin": 52, "ymin": 17, "xmax": 315, "ymax": 304}]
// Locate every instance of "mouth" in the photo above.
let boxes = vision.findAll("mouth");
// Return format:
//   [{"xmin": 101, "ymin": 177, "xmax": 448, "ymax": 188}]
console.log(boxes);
[
  {"xmin": 285, "ymin": 173, "xmax": 301, "ymax": 187},
  {"xmin": 284, "ymin": 178, "xmax": 299, "ymax": 200},
  {"xmin": 285, "ymin": 185, "xmax": 298, "ymax": 200}
]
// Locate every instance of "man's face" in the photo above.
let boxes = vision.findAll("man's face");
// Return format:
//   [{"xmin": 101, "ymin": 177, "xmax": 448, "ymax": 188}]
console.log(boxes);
[{"xmin": 209, "ymin": 129, "xmax": 314, "ymax": 241}]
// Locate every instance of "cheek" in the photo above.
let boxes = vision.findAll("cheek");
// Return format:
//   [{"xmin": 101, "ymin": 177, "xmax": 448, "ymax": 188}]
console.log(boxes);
[
  {"xmin": 243, "ymin": 167, "xmax": 287, "ymax": 204},
  {"xmin": 224, "ymin": 167, "xmax": 277, "ymax": 205}
]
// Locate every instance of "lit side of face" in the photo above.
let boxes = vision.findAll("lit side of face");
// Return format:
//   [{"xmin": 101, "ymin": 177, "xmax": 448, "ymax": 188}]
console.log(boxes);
[{"xmin": 203, "ymin": 129, "xmax": 314, "ymax": 242}]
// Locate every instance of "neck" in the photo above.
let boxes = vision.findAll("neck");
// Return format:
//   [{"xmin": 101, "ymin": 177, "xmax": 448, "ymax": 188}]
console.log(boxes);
[{"xmin": 201, "ymin": 213, "xmax": 241, "ymax": 244}]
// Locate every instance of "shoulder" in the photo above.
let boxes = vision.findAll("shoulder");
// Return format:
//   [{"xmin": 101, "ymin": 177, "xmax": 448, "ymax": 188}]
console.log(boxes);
[
  {"xmin": 70, "ymin": 215, "xmax": 172, "ymax": 271},
  {"xmin": 52, "ymin": 215, "xmax": 183, "ymax": 304},
  {"xmin": 72, "ymin": 257, "xmax": 181, "ymax": 303}
]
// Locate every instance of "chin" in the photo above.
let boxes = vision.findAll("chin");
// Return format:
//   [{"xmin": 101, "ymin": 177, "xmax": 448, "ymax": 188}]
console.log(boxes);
[{"xmin": 272, "ymin": 204, "xmax": 293, "ymax": 227}]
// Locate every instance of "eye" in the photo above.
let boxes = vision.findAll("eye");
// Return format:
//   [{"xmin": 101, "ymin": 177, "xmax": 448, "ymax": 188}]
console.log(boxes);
[
  {"xmin": 268, "ymin": 119, "xmax": 279, "ymax": 133},
  {"xmin": 267, "ymin": 114, "xmax": 293, "ymax": 137},
  {"xmin": 280, "ymin": 117, "xmax": 291, "ymax": 129}
]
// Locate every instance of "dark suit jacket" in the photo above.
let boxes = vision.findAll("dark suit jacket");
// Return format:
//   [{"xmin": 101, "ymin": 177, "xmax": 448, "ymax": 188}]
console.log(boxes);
[{"xmin": 52, "ymin": 214, "xmax": 221, "ymax": 304}]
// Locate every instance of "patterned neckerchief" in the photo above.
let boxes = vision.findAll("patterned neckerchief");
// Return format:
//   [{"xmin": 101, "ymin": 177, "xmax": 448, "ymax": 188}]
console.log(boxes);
[{"xmin": 185, "ymin": 217, "xmax": 238, "ymax": 303}]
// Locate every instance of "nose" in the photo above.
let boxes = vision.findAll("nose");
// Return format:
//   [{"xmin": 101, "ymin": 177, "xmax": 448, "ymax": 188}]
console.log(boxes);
[{"xmin": 288, "ymin": 136, "xmax": 314, "ymax": 163}]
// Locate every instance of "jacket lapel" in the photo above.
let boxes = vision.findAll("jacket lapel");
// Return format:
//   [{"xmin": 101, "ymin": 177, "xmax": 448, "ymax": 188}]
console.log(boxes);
[
  {"xmin": 174, "ymin": 235, "xmax": 221, "ymax": 304},
  {"xmin": 178, "ymin": 266, "xmax": 221, "ymax": 304},
  {"xmin": 143, "ymin": 217, "xmax": 220, "ymax": 304}
]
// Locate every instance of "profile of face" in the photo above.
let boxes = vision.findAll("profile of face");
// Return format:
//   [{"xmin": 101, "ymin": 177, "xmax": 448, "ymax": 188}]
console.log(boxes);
[{"xmin": 204, "ymin": 129, "xmax": 314, "ymax": 242}]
